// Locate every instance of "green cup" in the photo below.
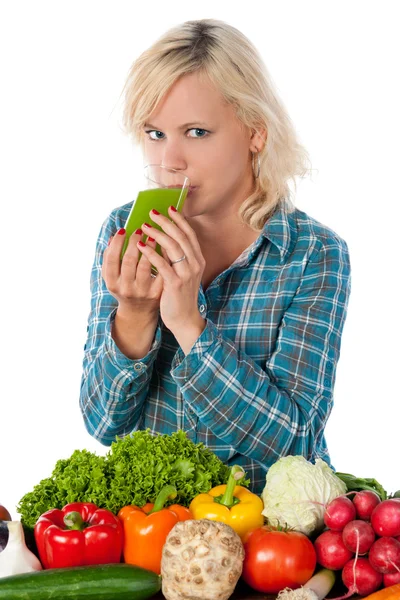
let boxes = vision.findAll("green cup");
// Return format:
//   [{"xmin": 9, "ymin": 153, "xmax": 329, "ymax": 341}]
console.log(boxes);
[{"xmin": 121, "ymin": 165, "xmax": 190, "ymax": 261}]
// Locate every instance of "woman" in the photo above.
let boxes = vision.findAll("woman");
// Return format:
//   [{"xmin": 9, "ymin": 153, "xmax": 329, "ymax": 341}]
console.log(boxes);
[{"xmin": 80, "ymin": 19, "xmax": 351, "ymax": 494}]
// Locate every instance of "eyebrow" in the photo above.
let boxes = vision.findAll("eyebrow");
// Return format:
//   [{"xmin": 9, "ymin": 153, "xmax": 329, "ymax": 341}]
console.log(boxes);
[{"xmin": 143, "ymin": 121, "xmax": 210, "ymax": 130}]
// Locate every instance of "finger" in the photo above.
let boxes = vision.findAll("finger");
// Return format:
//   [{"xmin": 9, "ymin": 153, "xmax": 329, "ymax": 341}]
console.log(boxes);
[
  {"xmin": 148, "ymin": 207, "xmax": 204, "ymax": 267},
  {"xmin": 120, "ymin": 228, "xmax": 143, "ymax": 280},
  {"xmin": 137, "ymin": 241, "xmax": 177, "ymax": 285},
  {"xmin": 143, "ymin": 234, "xmax": 160, "ymax": 279},
  {"xmin": 160, "ymin": 245, "xmax": 171, "ymax": 265},
  {"xmin": 167, "ymin": 206, "xmax": 204, "ymax": 260},
  {"xmin": 135, "ymin": 232, "xmax": 159, "ymax": 278},
  {"xmin": 102, "ymin": 227, "xmax": 126, "ymax": 287},
  {"xmin": 142, "ymin": 219, "xmax": 189, "ymax": 266},
  {"xmin": 101, "ymin": 237, "xmax": 113, "ymax": 279}
]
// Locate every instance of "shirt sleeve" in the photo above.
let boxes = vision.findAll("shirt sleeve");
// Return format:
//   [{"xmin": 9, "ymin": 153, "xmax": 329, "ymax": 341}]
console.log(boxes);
[
  {"xmin": 170, "ymin": 237, "xmax": 351, "ymax": 467},
  {"xmin": 79, "ymin": 212, "xmax": 162, "ymax": 445}
]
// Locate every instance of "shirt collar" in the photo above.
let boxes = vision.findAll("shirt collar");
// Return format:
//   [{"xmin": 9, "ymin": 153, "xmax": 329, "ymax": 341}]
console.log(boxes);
[{"xmin": 261, "ymin": 198, "xmax": 298, "ymax": 263}]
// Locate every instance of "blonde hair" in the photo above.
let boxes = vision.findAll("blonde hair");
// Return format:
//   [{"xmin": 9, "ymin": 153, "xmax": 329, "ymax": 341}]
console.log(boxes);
[{"xmin": 122, "ymin": 19, "xmax": 312, "ymax": 230}]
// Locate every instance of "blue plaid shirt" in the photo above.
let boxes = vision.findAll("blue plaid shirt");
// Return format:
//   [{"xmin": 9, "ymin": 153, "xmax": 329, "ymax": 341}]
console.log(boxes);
[{"xmin": 80, "ymin": 199, "xmax": 351, "ymax": 494}]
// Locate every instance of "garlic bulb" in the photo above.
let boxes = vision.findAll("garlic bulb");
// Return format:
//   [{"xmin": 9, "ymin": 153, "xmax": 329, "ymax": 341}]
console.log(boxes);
[{"xmin": 0, "ymin": 521, "xmax": 42, "ymax": 578}]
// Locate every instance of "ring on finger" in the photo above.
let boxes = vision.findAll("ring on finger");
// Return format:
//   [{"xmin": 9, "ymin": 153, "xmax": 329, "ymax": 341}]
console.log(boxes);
[{"xmin": 171, "ymin": 254, "xmax": 186, "ymax": 265}]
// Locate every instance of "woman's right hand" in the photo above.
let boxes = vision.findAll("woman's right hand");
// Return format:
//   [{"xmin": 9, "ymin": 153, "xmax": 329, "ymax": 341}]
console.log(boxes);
[
  {"xmin": 102, "ymin": 227, "xmax": 163, "ymax": 359},
  {"xmin": 102, "ymin": 227, "xmax": 163, "ymax": 316}
]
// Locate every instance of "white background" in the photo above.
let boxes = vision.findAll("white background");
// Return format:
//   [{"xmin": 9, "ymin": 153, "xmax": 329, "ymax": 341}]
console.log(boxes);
[{"xmin": 1, "ymin": 1, "xmax": 399, "ymax": 517}]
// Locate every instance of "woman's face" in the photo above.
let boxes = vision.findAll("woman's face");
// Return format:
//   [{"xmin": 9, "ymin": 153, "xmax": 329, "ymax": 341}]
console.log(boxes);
[{"xmin": 142, "ymin": 71, "xmax": 263, "ymax": 220}]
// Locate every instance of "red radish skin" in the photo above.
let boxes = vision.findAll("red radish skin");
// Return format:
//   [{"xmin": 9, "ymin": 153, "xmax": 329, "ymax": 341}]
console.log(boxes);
[
  {"xmin": 324, "ymin": 496, "xmax": 357, "ymax": 531},
  {"xmin": 384, "ymin": 570, "xmax": 400, "ymax": 587},
  {"xmin": 352, "ymin": 490, "xmax": 381, "ymax": 520},
  {"xmin": 369, "ymin": 537, "xmax": 400, "ymax": 574},
  {"xmin": 342, "ymin": 557, "xmax": 383, "ymax": 597},
  {"xmin": 371, "ymin": 499, "xmax": 400, "ymax": 537},
  {"xmin": 342, "ymin": 520, "xmax": 375, "ymax": 555},
  {"xmin": 314, "ymin": 530, "xmax": 354, "ymax": 570}
]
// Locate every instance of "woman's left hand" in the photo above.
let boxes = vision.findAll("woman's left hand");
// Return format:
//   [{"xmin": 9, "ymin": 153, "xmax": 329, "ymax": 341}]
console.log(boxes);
[{"xmin": 138, "ymin": 206, "xmax": 206, "ymax": 342}]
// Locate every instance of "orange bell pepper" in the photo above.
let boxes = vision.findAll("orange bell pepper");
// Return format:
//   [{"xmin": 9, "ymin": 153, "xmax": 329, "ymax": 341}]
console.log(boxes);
[{"xmin": 118, "ymin": 485, "xmax": 192, "ymax": 574}]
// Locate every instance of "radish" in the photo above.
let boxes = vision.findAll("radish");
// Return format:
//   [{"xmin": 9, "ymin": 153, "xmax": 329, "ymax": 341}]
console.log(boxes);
[
  {"xmin": 369, "ymin": 537, "xmax": 400, "ymax": 574},
  {"xmin": 384, "ymin": 570, "xmax": 400, "ymax": 587},
  {"xmin": 324, "ymin": 496, "xmax": 356, "ymax": 531},
  {"xmin": 371, "ymin": 499, "xmax": 400, "ymax": 537},
  {"xmin": 314, "ymin": 530, "xmax": 353, "ymax": 570},
  {"xmin": 352, "ymin": 490, "xmax": 381, "ymax": 520},
  {"xmin": 340, "ymin": 557, "xmax": 383, "ymax": 597},
  {"xmin": 342, "ymin": 520, "xmax": 375, "ymax": 555}
]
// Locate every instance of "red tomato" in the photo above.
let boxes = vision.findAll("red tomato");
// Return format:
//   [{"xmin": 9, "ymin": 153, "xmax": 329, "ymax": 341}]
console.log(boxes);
[{"xmin": 242, "ymin": 527, "xmax": 317, "ymax": 594}]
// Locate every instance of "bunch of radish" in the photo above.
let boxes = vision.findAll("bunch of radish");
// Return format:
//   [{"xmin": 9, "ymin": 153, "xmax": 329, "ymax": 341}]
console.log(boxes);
[{"xmin": 313, "ymin": 492, "xmax": 400, "ymax": 598}]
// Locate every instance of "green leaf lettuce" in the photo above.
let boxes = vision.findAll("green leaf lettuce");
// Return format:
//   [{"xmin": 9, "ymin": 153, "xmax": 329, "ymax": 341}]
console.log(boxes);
[{"xmin": 17, "ymin": 430, "xmax": 231, "ymax": 528}]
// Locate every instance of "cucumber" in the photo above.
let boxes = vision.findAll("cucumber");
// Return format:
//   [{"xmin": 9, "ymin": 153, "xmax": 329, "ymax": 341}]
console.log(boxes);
[{"xmin": 0, "ymin": 563, "xmax": 162, "ymax": 600}]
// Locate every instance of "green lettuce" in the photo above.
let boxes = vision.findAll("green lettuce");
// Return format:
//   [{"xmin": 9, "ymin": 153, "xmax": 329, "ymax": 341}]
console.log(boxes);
[{"xmin": 18, "ymin": 430, "xmax": 231, "ymax": 528}]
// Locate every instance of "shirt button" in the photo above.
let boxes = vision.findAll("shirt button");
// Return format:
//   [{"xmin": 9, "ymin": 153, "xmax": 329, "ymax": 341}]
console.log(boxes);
[
  {"xmin": 199, "ymin": 304, "xmax": 206, "ymax": 313},
  {"xmin": 134, "ymin": 363, "xmax": 144, "ymax": 372},
  {"xmin": 326, "ymin": 361, "xmax": 333, "ymax": 371},
  {"xmin": 324, "ymin": 378, "xmax": 330, "ymax": 386}
]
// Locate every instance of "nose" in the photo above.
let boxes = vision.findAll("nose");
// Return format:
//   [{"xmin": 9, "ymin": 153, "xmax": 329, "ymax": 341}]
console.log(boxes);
[{"xmin": 160, "ymin": 140, "xmax": 187, "ymax": 172}]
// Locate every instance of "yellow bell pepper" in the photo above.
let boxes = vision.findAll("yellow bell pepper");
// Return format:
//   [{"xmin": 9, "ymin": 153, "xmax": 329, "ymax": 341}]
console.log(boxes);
[{"xmin": 189, "ymin": 465, "xmax": 264, "ymax": 540}]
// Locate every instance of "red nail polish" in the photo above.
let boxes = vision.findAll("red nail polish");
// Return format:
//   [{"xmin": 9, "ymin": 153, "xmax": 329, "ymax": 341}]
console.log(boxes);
[
  {"xmin": 117, "ymin": 228, "xmax": 126, "ymax": 235},
  {"xmin": 143, "ymin": 222, "xmax": 152, "ymax": 229},
  {"xmin": 138, "ymin": 241, "xmax": 146, "ymax": 247},
  {"xmin": 134, "ymin": 228, "xmax": 143, "ymax": 235},
  {"xmin": 170, "ymin": 205, "xmax": 177, "ymax": 212},
  {"xmin": 151, "ymin": 209, "xmax": 160, "ymax": 215},
  {"xmin": 148, "ymin": 237, "xmax": 155, "ymax": 242}
]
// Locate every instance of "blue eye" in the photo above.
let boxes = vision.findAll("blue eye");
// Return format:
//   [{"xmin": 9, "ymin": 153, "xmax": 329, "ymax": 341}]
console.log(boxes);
[
  {"xmin": 144, "ymin": 128, "xmax": 210, "ymax": 140},
  {"xmin": 188, "ymin": 128, "xmax": 208, "ymax": 138},
  {"xmin": 145, "ymin": 130, "xmax": 165, "ymax": 140}
]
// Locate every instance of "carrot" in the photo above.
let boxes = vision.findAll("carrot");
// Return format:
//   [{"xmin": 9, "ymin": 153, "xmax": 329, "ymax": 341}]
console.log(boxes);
[{"xmin": 363, "ymin": 583, "xmax": 400, "ymax": 599}]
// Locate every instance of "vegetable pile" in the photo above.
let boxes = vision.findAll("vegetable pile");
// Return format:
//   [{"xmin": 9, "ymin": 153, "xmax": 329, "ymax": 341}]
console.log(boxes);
[
  {"xmin": 3, "ymin": 441, "xmax": 400, "ymax": 600},
  {"xmin": 17, "ymin": 430, "xmax": 232, "ymax": 528},
  {"xmin": 314, "ymin": 492, "xmax": 400, "ymax": 597}
]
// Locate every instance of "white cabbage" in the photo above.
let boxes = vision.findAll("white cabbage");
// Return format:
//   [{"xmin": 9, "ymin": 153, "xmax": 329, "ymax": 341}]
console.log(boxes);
[{"xmin": 261, "ymin": 455, "xmax": 347, "ymax": 536}]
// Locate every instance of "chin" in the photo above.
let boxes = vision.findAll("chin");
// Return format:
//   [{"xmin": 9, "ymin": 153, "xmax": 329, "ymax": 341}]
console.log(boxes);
[
  {"xmin": 183, "ymin": 189, "xmax": 204, "ymax": 217},
  {"xmin": 182, "ymin": 207, "xmax": 202, "ymax": 219}
]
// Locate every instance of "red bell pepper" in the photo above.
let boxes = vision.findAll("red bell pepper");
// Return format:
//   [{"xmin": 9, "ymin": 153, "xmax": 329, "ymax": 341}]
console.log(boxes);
[{"xmin": 34, "ymin": 502, "xmax": 123, "ymax": 569}]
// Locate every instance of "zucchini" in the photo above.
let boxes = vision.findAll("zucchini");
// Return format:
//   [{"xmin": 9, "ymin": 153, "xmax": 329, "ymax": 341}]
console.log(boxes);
[{"xmin": 0, "ymin": 563, "xmax": 161, "ymax": 600}]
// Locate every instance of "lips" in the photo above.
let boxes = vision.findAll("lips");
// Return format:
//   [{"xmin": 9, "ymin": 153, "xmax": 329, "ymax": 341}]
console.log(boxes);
[{"xmin": 165, "ymin": 184, "xmax": 197, "ymax": 191}]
